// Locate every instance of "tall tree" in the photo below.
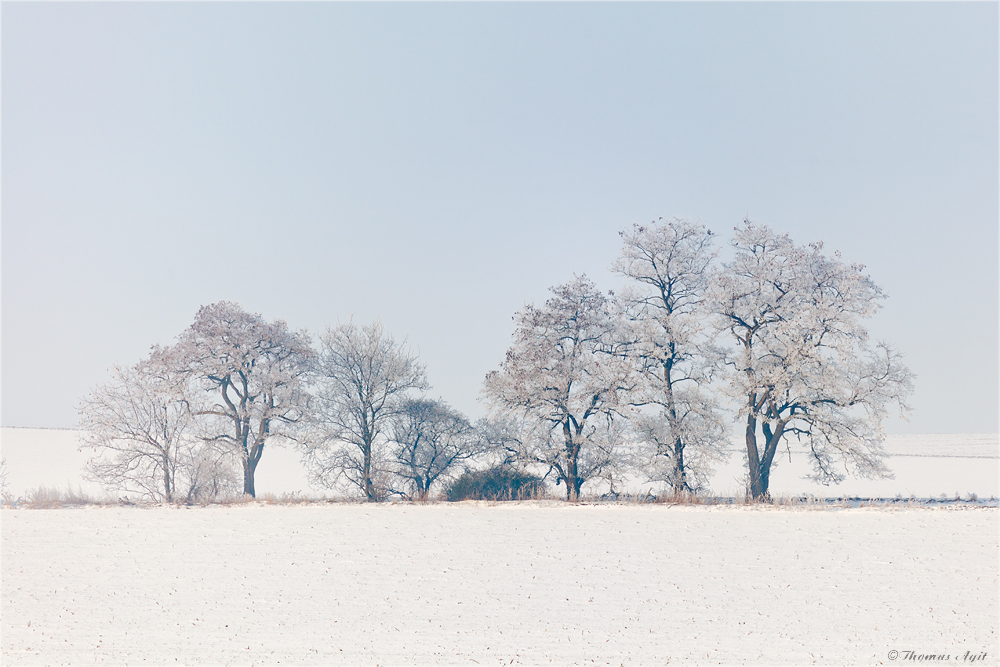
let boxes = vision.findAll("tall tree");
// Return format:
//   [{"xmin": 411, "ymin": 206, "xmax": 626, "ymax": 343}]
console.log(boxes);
[
  {"xmin": 612, "ymin": 218, "xmax": 728, "ymax": 495},
  {"xmin": 483, "ymin": 276, "xmax": 634, "ymax": 501},
  {"xmin": 78, "ymin": 349, "xmax": 237, "ymax": 502},
  {"xmin": 305, "ymin": 320, "xmax": 428, "ymax": 501},
  {"xmin": 717, "ymin": 221, "xmax": 914, "ymax": 501},
  {"xmin": 173, "ymin": 301, "xmax": 314, "ymax": 498},
  {"xmin": 387, "ymin": 398, "xmax": 484, "ymax": 501}
]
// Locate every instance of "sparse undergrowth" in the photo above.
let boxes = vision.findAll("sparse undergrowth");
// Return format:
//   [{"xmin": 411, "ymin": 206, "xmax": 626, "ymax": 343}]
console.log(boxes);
[
  {"xmin": 2, "ymin": 484, "xmax": 995, "ymax": 509},
  {"xmin": 2, "ymin": 484, "xmax": 113, "ymax": 509}
]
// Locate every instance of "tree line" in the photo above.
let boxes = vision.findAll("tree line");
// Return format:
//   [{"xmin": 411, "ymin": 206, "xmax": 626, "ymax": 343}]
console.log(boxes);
[{"xmin": 78, "ymin": 219, "xmax": 913, "ymax": 503}]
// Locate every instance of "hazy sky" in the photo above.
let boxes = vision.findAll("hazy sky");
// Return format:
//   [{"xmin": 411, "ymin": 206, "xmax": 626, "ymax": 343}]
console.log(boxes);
[{"xmin": 3, "ymin": 2, "xmax": 997, "ymax": 435}]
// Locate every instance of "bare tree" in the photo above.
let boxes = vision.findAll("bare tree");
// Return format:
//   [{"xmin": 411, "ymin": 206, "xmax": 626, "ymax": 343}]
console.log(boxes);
[
  {"xmin": 631, "ymin": 401, "xmax": 727, "ymax": 496},
  {"xmin": 78, "ymin": 350, "xmax": 237, "ymax": 502},
  {"xmin": 483, "ymin": 276, "xmax": 635, "ymax": 501},
  {"xmin": 612, "ymin": 218, "xmax": 729, "ymax": 495},
  {"xmin": 173, "ymin": 301, "xmax": 314, "ymax": 498},
  {"xmin": 716, "ymin": 220, "xmax": 914, "ymax": 501},
  {"xmin": 305, "ymin": 320, "xmax": 428, "ymax": 501},
  {"xmin": 0, "ymin": 457, "xmax": 10, "ymax": 503},
  {"xmin": 387, "ymin": 398, "xmax": 484, "ymax": 501}
]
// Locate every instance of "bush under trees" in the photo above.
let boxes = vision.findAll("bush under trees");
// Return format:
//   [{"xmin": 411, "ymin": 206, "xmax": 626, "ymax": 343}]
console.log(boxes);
[
  {"xmin": 388, "ymin": 398, "xmax": 486, "ymax": 501},
  {"xmin": 446, "ymin": 466, "xmax": 547, "ymax": 501}
]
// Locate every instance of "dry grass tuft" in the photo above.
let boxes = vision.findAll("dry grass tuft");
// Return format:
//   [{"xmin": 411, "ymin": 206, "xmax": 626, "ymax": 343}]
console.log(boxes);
[{"xmin": 4, "ymin": 484, "xmax": 108, "ymax": 509}]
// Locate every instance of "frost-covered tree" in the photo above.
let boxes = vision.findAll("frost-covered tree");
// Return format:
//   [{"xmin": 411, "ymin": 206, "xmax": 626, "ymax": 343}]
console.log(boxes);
[
  {"xmin": 612, "ymin": 218, "xmax": 729, "ymax": 495},
  {"xmin": 0, "ymin": 457, "xmax": 10, "ymax": 502},
  {"xmin": 78, "ymin": 350, "xmax": 237, "ymax": 502},
  {"xmin": 387, "ymin": 398, "xmax": 484, "ymax": 501},
  {"xmin": 304, "ymin": 320, "xmax": 428, "ymax": 501},
  {"xmin": 717, "ymin": 221, "xmax": 914, "ymax": 501},
  {"xmin": 173, "ymin": 302, "xmax": 314, "ymax": 498},
  {"xmin": 483, "ymin": 276, "xmax": 634, "ymax": 501}
]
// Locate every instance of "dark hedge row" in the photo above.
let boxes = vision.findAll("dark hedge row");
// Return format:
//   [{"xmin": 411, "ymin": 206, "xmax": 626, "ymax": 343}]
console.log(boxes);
[{"xmin": 446, "ymin": 466, "xmax": 546, "ymax": 501}]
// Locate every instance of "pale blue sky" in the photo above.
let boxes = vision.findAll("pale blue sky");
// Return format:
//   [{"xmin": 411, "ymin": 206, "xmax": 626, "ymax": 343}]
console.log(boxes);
[{"xmin": 3, "ymin": 2, "xmax": 997, "ymax": 434}]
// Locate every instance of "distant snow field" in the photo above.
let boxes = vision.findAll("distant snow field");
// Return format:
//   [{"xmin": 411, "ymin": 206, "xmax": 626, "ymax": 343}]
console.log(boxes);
[
  {"xmin": 707, "ymin": 433, "xmax": 1000, "ymax": 500},
  {"xmin": 2, "ymin": 504, "xmax": 997, "ymax": 665},
  {"xmin": 1, "ymin": 428, "xmax": 997, "ymax": 500}
]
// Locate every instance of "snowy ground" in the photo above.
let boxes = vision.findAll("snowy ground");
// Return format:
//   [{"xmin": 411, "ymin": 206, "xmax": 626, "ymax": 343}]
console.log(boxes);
[
  {"xmin": 2, "ymin": 428, "xmax": 997, "ymax": 501},
  {"xmin": 706, "ymin": 434, "xmax": 1000, "ymax": 500},
  {"xmin": 2, "ymin": 503, "xmax": 997, "ymax": 665}
]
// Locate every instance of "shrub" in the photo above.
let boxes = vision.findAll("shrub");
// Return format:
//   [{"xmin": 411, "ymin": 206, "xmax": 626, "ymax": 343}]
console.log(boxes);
[{"xmin": 446, "ymin": 466, "xmax": 546, "ymax": 501}]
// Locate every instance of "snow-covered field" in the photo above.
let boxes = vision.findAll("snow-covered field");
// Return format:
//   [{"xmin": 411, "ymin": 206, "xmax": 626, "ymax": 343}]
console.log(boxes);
[
  {"xmin": 2, "ymin": 503, "xmax": 997, "ymax": 665},
  {"xmin": 2, "ymin": 430, "xmax": 997, "ymax": 663},
  {"xmin": 707, "ymin": 434, "xmax": 1000, "ymax": 500},
  {"xmin": 2, "ymin": 428, "xmax": 997, "ymax": 500}
]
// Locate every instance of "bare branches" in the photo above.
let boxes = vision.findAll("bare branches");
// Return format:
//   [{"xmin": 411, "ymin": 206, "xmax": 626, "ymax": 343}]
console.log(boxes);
[
  {"xmin": 613, "ymin": 218, "xmax": 728, "ymax": 495},
  {"xmin": 77, "ymin": 352, "xmax": 239, "ymax": 503},
  {"xmin": 304, "ymin": 320, "xmax": 428, "ymax": 501},
  {"xmin": 483, "ymin": 275, "xmax": 634, "ymax": 501},
  {"xmin": 387, "ymin": 398, "xmax": 484, "ymax": 501}
]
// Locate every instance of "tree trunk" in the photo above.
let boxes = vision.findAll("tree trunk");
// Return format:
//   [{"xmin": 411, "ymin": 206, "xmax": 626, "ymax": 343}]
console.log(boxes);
[
  {"xmin": 745, "ymin": 420, "xmax": 788, "ymax": 502},
  {"xmin": 244, "ymin": 432, "xmax": 267, "ymax": 499},
  {"xmin": 755, "ymin": 421, "xmax": 786, "ymax": 503},
  {"xmin": 663, "ymin": 362, "xmax": 692, "ymax": 496},
  {"xmin": 237, "ymin": 417, "xmax": 257, "ymax": 498},
  {"xmin": 362, "ymin": 441, "xmax": 377, "ymax": 502},
  {"xmin": 565, "ymin": 439, "xmax": 581, "ymax": 502},
  {"xmin": 565, "ymin": 466, "xmax": 580, "ymax": 502},
  {"xmin": 163, "ymin": 452, "xmax": 173, "ymax": 503},
  {"xmin": 745, "ymin": 413, "xmax": 769, "ymax": 502},
  {"xmin": 561, "ymin": 418, "xmax": 583, "ymax": 502},
  {"xmin": 673, "ymin": 435, "xmax": 690, "ymax": 496},
  {"xmin": 414, "ymin": 476, "xmax": 429, "ymax": 502},
  {"xmin": 243, "ymin": 457, "xmax": 256, "ymax": 498}
]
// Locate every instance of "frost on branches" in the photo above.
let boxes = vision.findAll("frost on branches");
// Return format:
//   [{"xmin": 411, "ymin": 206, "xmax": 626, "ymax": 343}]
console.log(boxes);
[
  {"xmin": 717, "ymin": 221, "xmax": 914, "ymax": 501},
  {"xmin": 78, "ymin": 350, "xmax": 238, "ymax": 503},
  {"xmin": 483, "ymin": 276, "xmax": 634, "ymax": 501},
  {"xmin": 303, "ymin": 320, "xmax": 429, "ymax": 502},
  {"xmin": 613, "ymin": 218, "xmax": 729, "ymax": 496},
  {"xmin": 387, "ymin": 398, "xmax": 485, "ymax": 501},
  {"xmin": 173, "ymin": 302, "xmax": 314, "ymax": 498}
]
